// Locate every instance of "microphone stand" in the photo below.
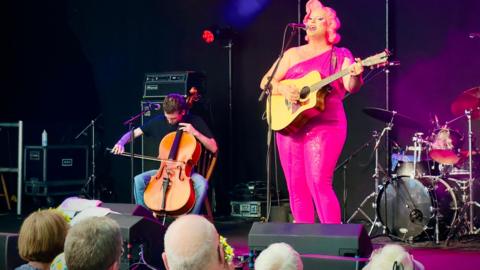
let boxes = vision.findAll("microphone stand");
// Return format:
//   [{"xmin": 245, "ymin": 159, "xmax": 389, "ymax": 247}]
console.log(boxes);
[
  {"xmin": 75, "ymin": 113, "xmax": 102, "ymax": 199},
  {"xmin": 122, "ymin": 106, "xmax": 154, "ymax": 204},
  {"xmin": 258, "ymin": 24, "xmax": 300, "ymax": 222}
]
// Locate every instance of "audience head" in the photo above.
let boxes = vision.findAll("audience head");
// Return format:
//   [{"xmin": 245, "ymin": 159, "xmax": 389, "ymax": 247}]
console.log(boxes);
[
  {"xmin": 363, "ymin": 244, "xmax": 424, "ymax": 270},
  {"xmin": 18, "ymin": 209, "xmax": 69, "ymax": 265},
  {"xmin": 162, "ymin": 214, "xmax": 228, "ymax": 270},
  {"xmin": 64, "ymin": 216, "xmax": 123, "ymax": 270},
  {"xmin": 254, "ymin": 242, "xmax": 303, "ymax": 270}
]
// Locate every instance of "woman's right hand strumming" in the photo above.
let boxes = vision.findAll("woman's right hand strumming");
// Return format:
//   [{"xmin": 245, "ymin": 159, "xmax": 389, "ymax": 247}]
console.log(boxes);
[{"xmin": 278, "ymin": 84, "xmax": 300, "ymax": 103}]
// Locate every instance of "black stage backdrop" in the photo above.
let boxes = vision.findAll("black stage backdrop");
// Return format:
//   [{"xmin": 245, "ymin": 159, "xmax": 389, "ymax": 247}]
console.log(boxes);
[{"xmin": 1, "ymin": 0, "xmax": 480, "ymax": 217}]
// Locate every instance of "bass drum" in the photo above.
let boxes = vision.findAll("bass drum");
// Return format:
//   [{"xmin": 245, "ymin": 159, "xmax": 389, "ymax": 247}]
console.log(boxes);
[{"xmin": 376, "ymin": 176, "xmax": 458, "ymax": 241}]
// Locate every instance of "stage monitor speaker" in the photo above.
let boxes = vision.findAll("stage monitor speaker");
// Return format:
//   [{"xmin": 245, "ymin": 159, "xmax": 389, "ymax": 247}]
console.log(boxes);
[
  {"xmin": 101, "ymin": 203, "xmax": 152, "ymax": 218},
  {"xmin": 107, "ymin": 212, "xmax": 166, "ymax": 270},
  {"xmin": 0, "ymin": 233, "xmax": 25, "ymax": 270},
  {"xmin": 248, "ymin": 222, "xmax": 372, "ymax": 270}
]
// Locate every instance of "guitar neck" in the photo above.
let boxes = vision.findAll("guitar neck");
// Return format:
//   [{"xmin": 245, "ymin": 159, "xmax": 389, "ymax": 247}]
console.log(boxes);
[{"xmin": 311, "ymin": 68, "xmax": 350, "ymax": 92}]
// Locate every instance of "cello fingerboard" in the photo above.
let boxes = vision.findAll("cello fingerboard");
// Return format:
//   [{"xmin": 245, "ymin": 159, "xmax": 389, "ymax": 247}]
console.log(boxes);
[{"xmin": 168, "ymin": 129, "xmax": 184, "ymax": 160}]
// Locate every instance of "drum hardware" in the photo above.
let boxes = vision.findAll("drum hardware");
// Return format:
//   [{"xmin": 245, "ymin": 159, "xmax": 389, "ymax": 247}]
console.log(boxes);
[
  {"xmin": 444, "ymin": 87, "xmax": 480, "ymax": 243},
  {"xmin": 347, "ymin": 111, "xmax": 397, "ymax": 236},
  {"xmin": 350, "ymin": 107, "xmax": 426, "ymax": 237},
  {"xmin": 335, "ymin": 136, "xmax": 375, "ymax": 223},
  {"xmin": 412, "ymin": 132, "xmax": 426, "ymax": 178}
]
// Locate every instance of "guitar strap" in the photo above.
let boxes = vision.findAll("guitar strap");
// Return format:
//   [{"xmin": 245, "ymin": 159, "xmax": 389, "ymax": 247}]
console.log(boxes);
[
  {"xmin": 330, "ymin": 47, "xmax": 337, "ymax": 74},
  {"xmin": 324, "ymin": 47, "xmax": 337, "ymax": 92}
]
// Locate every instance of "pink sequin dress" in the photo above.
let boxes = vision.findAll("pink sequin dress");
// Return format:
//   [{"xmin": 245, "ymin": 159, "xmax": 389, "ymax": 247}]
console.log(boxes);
[{"xmin": 276, "ymin": 47, "xmax": 353, "ymax": 224}]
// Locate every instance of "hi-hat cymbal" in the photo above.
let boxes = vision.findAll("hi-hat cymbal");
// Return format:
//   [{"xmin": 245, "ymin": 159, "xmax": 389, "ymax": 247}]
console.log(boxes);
[
  {"xmin": 451, "ymin": 86, "xmax": 480, "ymax": 119},
  {"xmin": 363, "ymin": 107, "xmax": 423, "ymax": 129}
]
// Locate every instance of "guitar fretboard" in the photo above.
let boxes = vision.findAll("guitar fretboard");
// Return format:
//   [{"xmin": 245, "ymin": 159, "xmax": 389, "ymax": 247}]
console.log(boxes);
[{"xmin": 310, "ymin": 69, "xmax": 351, "ymax": 92}]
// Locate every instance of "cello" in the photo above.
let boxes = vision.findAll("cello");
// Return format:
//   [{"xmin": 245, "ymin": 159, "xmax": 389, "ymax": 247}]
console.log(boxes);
[{"xmin": 143, "ymin": 89, "xmax": 202, "ymax": 216}]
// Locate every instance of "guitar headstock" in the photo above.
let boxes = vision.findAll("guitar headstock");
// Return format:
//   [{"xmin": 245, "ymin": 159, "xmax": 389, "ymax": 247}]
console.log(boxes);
[{"xmin": 361, "ymin": 49, "xmax": 391, "ymax": 68}]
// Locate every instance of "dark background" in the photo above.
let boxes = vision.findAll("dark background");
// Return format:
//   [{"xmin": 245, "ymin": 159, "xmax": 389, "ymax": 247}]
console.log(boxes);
[{"xmin": 1, "ymin": 0, "xmax": 479, "ymax": 217}]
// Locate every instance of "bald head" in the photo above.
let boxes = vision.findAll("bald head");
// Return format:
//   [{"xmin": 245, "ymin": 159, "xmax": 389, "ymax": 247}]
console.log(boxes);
[{"xmin": 163, "ymin": 215, "xmax": 224, "ymax": 270}]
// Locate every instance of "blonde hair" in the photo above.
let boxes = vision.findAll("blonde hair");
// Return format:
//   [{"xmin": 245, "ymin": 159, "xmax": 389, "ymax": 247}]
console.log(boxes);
[
  {"xmin": 18, "ymin": 209, "xmax": 69, "ymax": 263},
  {"xmin": 64, "ymin": 216, "xmax": 122, "ymax": 270},
  {"xmin": 364, "ymin": 244, "xmax": 415, "ymax": 270},
  {"xmin": 303, "ymin": 0, "xmax": 341, "ymax": 44},
  {"xmin": 254, "ymin": 242, "xmax": 303, "ymax": 270}
]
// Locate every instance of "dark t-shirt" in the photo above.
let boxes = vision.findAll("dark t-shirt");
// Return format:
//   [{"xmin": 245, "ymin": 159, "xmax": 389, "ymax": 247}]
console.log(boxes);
[{"xmin": 140, "ymin": 113, "xmax": 214, "ymax": 144}]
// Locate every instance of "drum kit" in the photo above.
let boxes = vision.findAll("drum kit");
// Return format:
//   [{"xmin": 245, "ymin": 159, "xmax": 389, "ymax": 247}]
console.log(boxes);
[{"xmin": 348, "ymin": 87, "xmax": 480, "ymax": 244}]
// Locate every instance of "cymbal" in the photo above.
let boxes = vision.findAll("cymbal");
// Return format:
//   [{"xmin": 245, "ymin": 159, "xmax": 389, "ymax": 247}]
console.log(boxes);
[
  {"xmin": 429, "ymin": 149, "xmax": 461, "ymax": 165},
  {"xmin": 363, "ymin": 107, "xmax": 423, "ymax": 129},
  {"xmin": 451, "ymin": 86, "xmax": 480, "ymax": 119}
]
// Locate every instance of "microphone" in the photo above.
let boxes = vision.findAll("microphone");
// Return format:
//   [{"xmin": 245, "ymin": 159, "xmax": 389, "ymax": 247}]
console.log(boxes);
[
  {"xmin": 469, "ymin": 32, "xmax": 480, "ymax": 39},
  {"xmin": 373, "ymin": 61, "xmax": 400, "ymax": 69},
  {"xmin": 387, "ymin": 61, "xmax": 401, "ymax": 66},
  {"xmin": 144, "ymin": 101, "xmax": 161, "ymax": 111},
  {"xmin": 288, "ymin": 23, "xmax": 306, "ymax": 30}
]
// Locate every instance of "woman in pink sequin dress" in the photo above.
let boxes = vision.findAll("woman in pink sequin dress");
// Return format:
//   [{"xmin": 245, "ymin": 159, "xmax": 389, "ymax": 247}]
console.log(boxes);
[{"xmin": 260, "ymin": 0, "xmax": 364, "ymax": 224}]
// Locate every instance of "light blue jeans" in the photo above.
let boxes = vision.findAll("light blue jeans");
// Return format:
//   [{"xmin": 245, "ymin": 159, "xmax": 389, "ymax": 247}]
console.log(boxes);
[{"xmin": 133, "ymin": 170, "xmax": 208, "ymax": 214}]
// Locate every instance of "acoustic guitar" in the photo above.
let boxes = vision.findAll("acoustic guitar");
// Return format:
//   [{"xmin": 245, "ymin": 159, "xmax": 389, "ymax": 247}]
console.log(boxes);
[{"xmin": 266, "ymin": 50, "xmax": 390, "ymax": 135}]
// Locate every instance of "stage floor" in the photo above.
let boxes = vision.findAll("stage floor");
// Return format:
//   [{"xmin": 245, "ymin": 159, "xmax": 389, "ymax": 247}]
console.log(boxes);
[{"xmin": 2, "ymin": 213, "xmax": 480, "ymax": 270}]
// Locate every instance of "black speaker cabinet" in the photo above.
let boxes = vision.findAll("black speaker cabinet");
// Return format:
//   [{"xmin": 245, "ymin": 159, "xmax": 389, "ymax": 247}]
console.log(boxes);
[
  {"xmin": 143, "ymin": 71, "xmax": 205, "ymax": 99},
  {"xmin": 0, "ymin": 233, "xmax": 25, "ymax": 270},
  {"xmin": 140, "ymin": 102, "xmax": 163, "ymax": 172},
  {"xmin": 24, "ymin": 145, "xmax": 88, "ymax": 183},
  {"xmin": 106, "ymin": 213, "xmax": 166, "ymax": 270},
  {"xmin": 248, "ymin": 222, "xmax": 372, "ymax": 270}
]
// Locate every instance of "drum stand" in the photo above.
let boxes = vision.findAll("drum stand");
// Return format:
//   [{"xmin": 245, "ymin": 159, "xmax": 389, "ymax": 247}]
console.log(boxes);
[
  {"xmin": 347, "ymin": 114, "xmax": 395, "ymax": 236},
  {"xmin": 446, "ymin": 109, "xmax": 480, "ymax": 244}
]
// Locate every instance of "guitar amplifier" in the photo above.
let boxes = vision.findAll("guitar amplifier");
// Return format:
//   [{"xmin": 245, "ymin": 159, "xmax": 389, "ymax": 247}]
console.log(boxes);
[
  {"xmin": 24, "ymin": 145, "xmax": 88, "ymax": 183},
  {"xmin": 143, "ymin": 71, "xmax": 205, "ymax": 98}
]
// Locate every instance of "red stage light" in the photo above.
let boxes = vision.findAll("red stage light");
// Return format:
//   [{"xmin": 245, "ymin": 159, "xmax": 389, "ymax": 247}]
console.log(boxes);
[{"xmin": 202, "ymin": 30, "xmax": 215, "ymax": 44}]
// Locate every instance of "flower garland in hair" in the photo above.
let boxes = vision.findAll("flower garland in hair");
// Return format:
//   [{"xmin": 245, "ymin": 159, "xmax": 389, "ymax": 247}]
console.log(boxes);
[
  {"xmin": 50, "ymin": 207, "xmax": 71, "ymax": 223},
  {"xmin": 220, "ymin": 235, "xmax": 235, "ymax": 263}
]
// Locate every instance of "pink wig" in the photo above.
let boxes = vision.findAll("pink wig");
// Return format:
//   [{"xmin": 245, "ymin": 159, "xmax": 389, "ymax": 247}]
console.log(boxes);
[{"xmin": 303, "ymin": 0, "xmax": 341, "ymax": 44}]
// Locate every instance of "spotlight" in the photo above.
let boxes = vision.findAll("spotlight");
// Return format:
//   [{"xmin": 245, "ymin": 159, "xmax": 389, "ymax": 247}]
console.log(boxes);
[
  {"xmin": 202, "ymin": 30, "xmax": 215, "ymax": 44},
  {"xmin": 201, "ymin": 26, "xmax": 234, "ymax": 44}
]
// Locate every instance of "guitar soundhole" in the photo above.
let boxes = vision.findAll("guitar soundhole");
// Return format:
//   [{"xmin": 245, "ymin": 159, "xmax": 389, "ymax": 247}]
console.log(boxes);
[{"xmin": 300, "ymin": 86, "xmax": 310, "ymax": 99}]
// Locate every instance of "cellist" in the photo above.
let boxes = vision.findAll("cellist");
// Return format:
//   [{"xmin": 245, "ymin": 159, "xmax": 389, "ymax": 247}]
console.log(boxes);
[{"xmin": 111, "ymin": 93, "xmax": 218, "ymax": 214}]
